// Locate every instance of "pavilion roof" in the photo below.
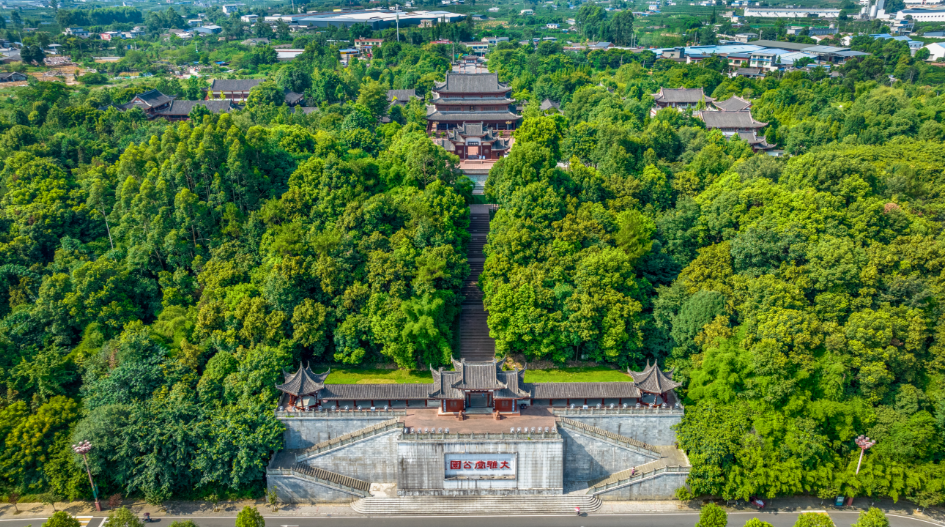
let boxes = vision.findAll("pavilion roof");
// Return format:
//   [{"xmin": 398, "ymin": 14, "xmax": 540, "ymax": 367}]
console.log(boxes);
[
  {"xmin": 275, "ymin": 363, "xmax": 330, "ymax": 396},
  {"xmin": 628, "ymin": 361, "xmax": 681, "ymax": 394}
]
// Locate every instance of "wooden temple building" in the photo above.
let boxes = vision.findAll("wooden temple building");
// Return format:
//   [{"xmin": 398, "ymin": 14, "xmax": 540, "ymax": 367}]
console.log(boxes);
[
  {"xmin": 425, "ymin": 73, "xmax": 521, "ymax": 159},
  {"xmin": 276, "ymin": 359, "xmax": 681, "ymax": 416}
]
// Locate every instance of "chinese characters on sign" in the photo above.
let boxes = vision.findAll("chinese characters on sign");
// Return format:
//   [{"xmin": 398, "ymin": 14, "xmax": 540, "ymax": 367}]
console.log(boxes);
[
  {"xmin": 444, "ymin": 453, "xmax": 516, "ymax": 479},
  {"xmin": 449, "ymin": 460, "xmax": 511, "ymax": 470}
]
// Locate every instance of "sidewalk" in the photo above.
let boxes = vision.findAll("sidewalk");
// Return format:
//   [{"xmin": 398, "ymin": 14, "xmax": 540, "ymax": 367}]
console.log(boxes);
[{"xmin": 1, "ymin": 496, "xmax": 942, "ymax": 523}]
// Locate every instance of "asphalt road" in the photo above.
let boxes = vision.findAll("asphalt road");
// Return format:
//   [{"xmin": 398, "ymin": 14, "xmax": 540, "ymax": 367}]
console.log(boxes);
[{"xmin": 1, "ymin": 511, "xmax": 941, "ymax": 527}]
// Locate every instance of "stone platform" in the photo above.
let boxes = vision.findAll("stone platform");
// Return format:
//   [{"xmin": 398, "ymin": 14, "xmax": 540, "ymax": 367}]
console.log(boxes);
[{"xmin": 404, "ymin": 406, "xmax": 556, "ymax": 434}]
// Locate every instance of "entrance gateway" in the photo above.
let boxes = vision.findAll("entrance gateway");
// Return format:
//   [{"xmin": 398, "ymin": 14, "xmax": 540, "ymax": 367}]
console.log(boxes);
[{"xmin": 268, "ymin": 359, "xmax": 690, "ymax": 501}]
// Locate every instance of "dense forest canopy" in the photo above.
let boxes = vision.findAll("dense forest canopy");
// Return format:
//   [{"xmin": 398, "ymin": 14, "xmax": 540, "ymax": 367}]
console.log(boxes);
[{"xmin": 0, "ymin": 32, "xmax": 941, "ymax": 507}]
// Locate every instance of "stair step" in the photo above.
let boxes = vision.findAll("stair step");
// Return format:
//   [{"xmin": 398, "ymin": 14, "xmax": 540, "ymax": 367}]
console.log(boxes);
[
  {"xmin": 353, "ymin": 496, "xmax": 601, "ymax": 515},
  {"xmin": 460, "ymin": 205, "xmax": 497, "ymax": 362}
]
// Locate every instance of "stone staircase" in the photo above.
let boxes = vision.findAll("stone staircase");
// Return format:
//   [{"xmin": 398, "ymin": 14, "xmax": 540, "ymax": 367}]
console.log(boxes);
[
  {"xmin": 351, "ymin": 495, "xmax": 602, "ymax": 515},
  {"xmin": 295, "ymin": 418, "xmax": 403, "ymax": 462},
  {"xmin": 459, "ymin": 204, "xmax": 496, "ymax": 361},
  {"xmin": 582, "ymin": 445, "xmax": 691, "ymax": 496},
  {"xmin": 556, "ymin": 417, "xmax": 662, "ymax": 459},
  {"xmin": 269, "ymin": 464, "xmax": 371, "ymax": 498}
]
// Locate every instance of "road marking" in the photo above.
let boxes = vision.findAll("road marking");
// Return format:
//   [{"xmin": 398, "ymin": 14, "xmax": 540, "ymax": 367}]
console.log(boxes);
[
  {"xmin": 97, "ymin": 517, "xmax": 107, "ymax": 527},
  {"xmin": 74, "ymin": 516, "xmax": 93, "ymax": 527}
]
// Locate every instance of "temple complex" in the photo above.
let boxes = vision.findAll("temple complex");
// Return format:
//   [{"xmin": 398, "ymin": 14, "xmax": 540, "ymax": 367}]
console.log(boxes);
[
  {"xmin": 425, "ymin": 73, "xmax": 521, "ymax": 160},
  {"xmin": 267, "ymin": 360, "xmax": 690, "ymax": 508},
  {"xmin": 275, "ymin": 359, "xmax": 680, "ymax": 415}
]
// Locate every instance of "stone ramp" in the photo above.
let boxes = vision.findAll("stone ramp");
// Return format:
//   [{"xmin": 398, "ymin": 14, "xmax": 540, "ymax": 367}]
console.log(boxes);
[
  {"xmin": 556, "ymin": 417, "xmax": 662, "ymax": 458},
  {"xmin": 295, "ymin": 417, "xmax": 402, "ymax": 462},
  {"xmin": 351, "ymin": 495, "xmax": 602, "ymax": 515}
]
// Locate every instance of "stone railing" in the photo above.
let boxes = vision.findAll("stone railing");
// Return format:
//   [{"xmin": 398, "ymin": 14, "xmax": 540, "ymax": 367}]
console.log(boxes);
[
  {"xmin": 589, "ymin": 464, "xmax": 691, "ymax": 495},
  {"xmin": 268, "ymin": 464, "xmax": 370, "ymax": 497},
  {"xmin": 556, "ymin": 417, "xmax": 661, "ymax": 455},
  {"xmin": 275, "ymin": 408, "xmax": 407, "ymax": 418},
  {"xmin": 551, "ymin": 406, "xmax": 684, "ymax": 416},
  {"xmin": 295, "ymin": 417, "xmax": 403, "ymax": 461},
  {"xmin": 399, "ymin": 429, "xmax": 560, "ymax": 441}
]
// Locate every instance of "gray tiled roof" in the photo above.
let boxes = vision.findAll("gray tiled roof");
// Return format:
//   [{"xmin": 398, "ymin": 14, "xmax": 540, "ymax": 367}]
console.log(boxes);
[
  {"xmin": 435, "ymin": 97, "xmax": 515, "ymax": 105},
  {"xmin": 275, "ymin": 364, "xmax": 330, "ymax": 396},
  {"xmin": 734, "ymin": 67, "xmax": 764, "ymax": 77},
  {"xmin": 153, "ymin": 99, "xmax": 237, "ymax": 117},
  {"xmin": 698, "ymin": 109, "xmax": 767, "ymax": 129},
  {"xmin": 427, "ymin": 110, "xmax": 521, "ymax": 122},
  {"xmin": 210, "ymin": 78, "xmax": 265, "ymax": 92},
  {"xmin": 628, "ymin": 362, "xmax": 681, "ymax": 394},
  {"xmin": 540, "ymin": 98, "xmax": 560, "ymax": 111},
  {"xmin": 528, "ymin": 382, "xmax": 641, "ymax": 399},
  {"xmin": 462, "ymin": 122, "xmax": 484, "ymax": 136},
  {"xmin": 0, "ymin": 72, "xmax": 28, "ymax": 81},
  {"xmin": 387, "ymin": 89, "xmax": 417, "ymax": 103},
  {"xmin": 652, "ymin": 87, "xmax": 713, "ymax": 104},
  {"xmin": 712, "ymin": 96, "xmax": 752, "ymax": 112},
  {"xmin": 434, "ymin": 73, "xmax": 509, "ymax": 93},
  {"xmin": 433, "ymin": 138, "xmax": 456, "ymax": 151},
  {"xmin": 318, "ymin": 383, "xmax": 431, "ymax": 400}
]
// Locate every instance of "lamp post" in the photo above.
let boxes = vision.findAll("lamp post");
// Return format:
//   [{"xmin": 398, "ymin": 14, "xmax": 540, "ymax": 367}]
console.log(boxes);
[
  {"xmin": 854, "ymin": 435, "xmax": 876, "ymax": 475},
  {"xmin": 72, "ymin": 440, "xmax": 102, "ymax": 511}
]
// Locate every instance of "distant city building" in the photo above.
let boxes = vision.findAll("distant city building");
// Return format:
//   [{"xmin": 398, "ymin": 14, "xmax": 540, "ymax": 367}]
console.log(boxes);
[
  {"xmin": 194, "ymin": 25, "xmax": 223, "ymax": 35},
  {"xmin": 354, "ymin": 37, "xmax": 384, "ymax": 52},
  {"xmin": 222, "ymin": 3, "xmax": 244, "ymax": 14},
  {"xmin": 241, "ymin": 14, "xmax": 259, "ymax": 22},
  {"xmin": 896, "ymin": 7, "xmax": 945, "ymax": 20},
  {"xmin": 63, "ymin": 27, "xmax": 89, "ymax": 37},
  {"xmin": 744, "ymin": 6, "xmax": 841, "ymax": 17},
  {"xmin": 0, "ymin": 71, "xmax": 28, "ymax": 82},
  {"xmin": 242, "ymin": 37, "xmax": 270, "ymax": 46},
  {"xmin": 923, "ymin": 41, "xmax": 945, "ymax": 59}
]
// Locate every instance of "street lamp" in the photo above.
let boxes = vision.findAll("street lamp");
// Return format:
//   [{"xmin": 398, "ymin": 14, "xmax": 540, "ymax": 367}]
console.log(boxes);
[
  {"xmin": 72, "ymin": 440, "xmax": 102, "ymax": 511},
  {"xmin": 854, "ymin": 435, "xmax": 876, "ymax": 475}
]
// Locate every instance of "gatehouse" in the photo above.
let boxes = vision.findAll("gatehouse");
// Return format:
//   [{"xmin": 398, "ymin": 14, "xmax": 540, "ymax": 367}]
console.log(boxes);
[{"xmin": 266, "ymin": 359, "xmax": 690, "ymax": 503}]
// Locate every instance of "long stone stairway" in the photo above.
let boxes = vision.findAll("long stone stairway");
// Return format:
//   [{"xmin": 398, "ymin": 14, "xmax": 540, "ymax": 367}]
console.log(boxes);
[{"xmin": 459, "ymin": 204, "xmax": 496, "ymax": 361}]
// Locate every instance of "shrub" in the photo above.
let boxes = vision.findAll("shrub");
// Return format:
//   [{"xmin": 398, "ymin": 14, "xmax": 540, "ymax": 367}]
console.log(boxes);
[{"xmin": 695, "ymin": 503, "xmax": 727, "ymax": 527}]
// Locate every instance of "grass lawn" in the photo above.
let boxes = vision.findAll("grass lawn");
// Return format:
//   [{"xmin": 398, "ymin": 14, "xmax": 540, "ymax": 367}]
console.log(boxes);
[
  {"xmin": 322, "ymin": 367, "xmax": 630, "ymax": 384},
  {"xmin": 523, "ymin": 367, "xmax": 631, "ymax": 383},
  {"xmin": 325, "ymin": 369, "xmax": 434, "ymax": 384}
]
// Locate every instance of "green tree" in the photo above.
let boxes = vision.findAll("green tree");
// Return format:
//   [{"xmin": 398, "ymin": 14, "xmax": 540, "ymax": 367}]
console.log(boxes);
[
  {"xmin": 695, "ymin": 503, "xmax": 727, "ymax": 527},
  {"xmin": 235, "ymin": 506, "xmax": 265, "ymax": 527},
  {"xmin": 246, "ymin": 80, "xmax": 284, "ymax": 108},
  {"xmin": 851, "ymin": 508, "xmax": 889, "ymax": 527},
  {"xmin": 103, "ymin": 507, "xmax": 144, "ymax": 527},
  {"xmin": 794, "ymin": 513, "xmax": 834, "ymax": 527},
  {"xmin": 43, "ymin": 511, "xmax": 79, "ymax": 527},
  {"xmin": 357, "ymin": 80, "xmax": 390, "ymax": 119}
]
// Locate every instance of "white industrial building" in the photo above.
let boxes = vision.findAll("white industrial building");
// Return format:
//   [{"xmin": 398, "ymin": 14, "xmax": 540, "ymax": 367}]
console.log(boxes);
[
  {"xmin": 923, "ymin": 41, "xmax": 945, "ymax": 59},
  {"xmin": 896, "ymin": 6, "xmax": 945, "ymax": 19},
  {"xmin": 744, "ymin": 7, "xmax": 841, "ymax": 17}
]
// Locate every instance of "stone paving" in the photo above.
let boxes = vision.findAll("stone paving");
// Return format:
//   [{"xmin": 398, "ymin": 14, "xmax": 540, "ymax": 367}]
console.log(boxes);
[{"xmin": 403, "ymin": 406, "xmax": 556, "ymax": 434}]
